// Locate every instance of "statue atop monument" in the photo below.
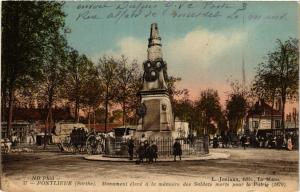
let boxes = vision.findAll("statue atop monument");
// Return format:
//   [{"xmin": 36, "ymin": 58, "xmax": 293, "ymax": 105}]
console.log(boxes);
[{"xmin": 142, "ymin": 23, "xmax": 168, "ymax": 91}]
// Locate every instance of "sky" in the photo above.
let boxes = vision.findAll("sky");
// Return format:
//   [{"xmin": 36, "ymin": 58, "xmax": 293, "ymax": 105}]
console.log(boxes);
[{"xmin": 63, "ymin": 1, "xmax": 298, "ymax": 112}]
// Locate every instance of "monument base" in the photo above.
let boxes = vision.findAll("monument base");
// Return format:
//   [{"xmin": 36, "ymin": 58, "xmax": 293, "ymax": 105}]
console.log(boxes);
[{"xmin": 139, "ymin": 90, "xmax": 174, "ymax": 132}]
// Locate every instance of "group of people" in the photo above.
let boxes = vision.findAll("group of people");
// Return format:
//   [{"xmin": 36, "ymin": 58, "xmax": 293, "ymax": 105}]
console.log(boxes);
[
  {"xmin": 1, "ymin": 138, "xmax": 12, "ymax": 153},
  {"xmin": 70, "ymin": 127, "xmax": 88, "ymax": 149},
  {"xmin": 127, "ymin": 134, "xmax": 158, "ymax": 164},
  {"xmin": 212, "ymin": 132, "xmax": 297, "ymax": 150},
  {"xmin": 255, "ymin": 134, "xmax": 295, "ymax": 150},
  {"xmin": 127, "ymin": 134, "xmax": 183, "ymax": 163},
  {"xmin": 1, "ymin": 134, "xmax": 24, "ymax": 153}
]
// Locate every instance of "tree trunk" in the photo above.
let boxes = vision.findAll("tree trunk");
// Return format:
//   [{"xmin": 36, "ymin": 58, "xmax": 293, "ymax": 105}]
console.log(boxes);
[
  {"xmin": 1, "ymin": 96, "xmax": 6, "ymax": 122},
  {"xmin": 293, "ymin": 109, "xmax": 297, "ymax": 128},
  {"xmin": 122, "ymin": 101, "xmax": 126, "ymax": 126},
  {"xmin": 75, "ymin": 98, "xmax": 79, "ymax": 123},
  {"xmin": 93, "ymin": 110, "xmax": 96, "ymax": 126},
  {"xmin": 44, "ymin": 94, "xmax": 53, "ymax": 149},
  {"xmin": 1, "ymin": 83, "xmax": 8, "ymax": 122},
  {"xmin": 88, "ymin": 108, "xmax": 91, "ymax": 129},
  {"xmin": 270, "ymin": 96, "xmax": 275, "ymax": 129},
  {"xmin": 44, "ymin": 107, "xmax": 52, "ymax": 149},
  {"xmin": 104, "ymin": 85, "xmax": 109, "ymax": 133},
  {"xmin": 6, "ymin": 3, "xmax": 19, "ymax": 140},
  {"xmin": 7, "ymin": 86, "xmax": 15, "ymax": 139},
  {"xmin": 281, "ymin": 95, "xmax": 286, "ymax": 130},
  {"xmin": 104, "ymin": 99, "xmax": 108, "ymax": 133},
  {"xmin": 235, "ymin": 118, "xmax": 239, "ymax": 134},
  {"xmin": 44, "ymin": 109, "xmax": 49, "ymax": 149}
]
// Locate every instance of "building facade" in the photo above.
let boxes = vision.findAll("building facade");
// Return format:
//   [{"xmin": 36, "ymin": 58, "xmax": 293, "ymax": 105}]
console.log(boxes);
[{"xmin": 247, "ymin": 99, "xmax": 282, "ymax": 133}]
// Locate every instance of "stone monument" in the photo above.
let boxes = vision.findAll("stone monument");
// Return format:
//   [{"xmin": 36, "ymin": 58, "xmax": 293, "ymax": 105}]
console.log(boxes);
[{"xmin": 135, "ymin": 23, "xmax": 176, "ymax": 139}]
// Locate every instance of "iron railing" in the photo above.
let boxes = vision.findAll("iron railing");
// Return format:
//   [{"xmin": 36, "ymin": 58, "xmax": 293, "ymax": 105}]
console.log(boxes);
[{"xmin": 105, "ymin": 137, "xmax": 209, "ymax": 158}]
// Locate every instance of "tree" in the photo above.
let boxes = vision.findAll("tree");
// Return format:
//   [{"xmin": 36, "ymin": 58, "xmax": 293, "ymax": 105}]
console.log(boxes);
[
  {"xmin": 253, "ymin": 38, "xmax": 299, "ymax": 129},
  {"xmin": 173, "ymin": 90, "xmax": 193, "ymax": 122},
  {"xmin": 217, "ymin": 111, "xmax": 229, "ymax": 135},
  {"xmin": 97, "ymin": 56, "xmax": 118, "ymax": 133},
  {"xmin": 226, "ymin": 94, "xmax": 248, "ymax": 133},
  {"xmin": 195, "ymin": 89, "xmax": 222, "ymax": 135},
  {"xmin": 166, "ymin": 76, "xmax": 186, "ymax": 104},
  {"xmin": 94, "ymin": 108, "xmax": 106, "ymax": 123},
  {"xmin": 36, "ymin": 33, "xmax": 68, "ymax": 148},
  {"xmin": 252, "ymin": 59, "xmax": 280, "ymax": 129},
  {"xmin": 126, "ymin": 72, "xmax": 143, "ymax": 125},
  {"xmin": 225, "ymin": 78, "xmax": 249, "ymax": 133},
  {"xmin": 114, "ymin": 56, "xmax": 143, "ymax": 126},
  {"xmin": 81, "ymin": 68, "xmax": 103, "ymax": 126},
  {"xmin": 110, "ymin": 109, "xmax": 123, "ymax": 123},
  {"xmin": 1, "ymin": 2, "xmax": 66, "ymax": 139},
  {"xmin": 64, "ymin": 50, "xmax": 97, "ymax": 123},
  {"xmin": 173, "ymin": 89, "xmax": 195, "ymax": 128}
]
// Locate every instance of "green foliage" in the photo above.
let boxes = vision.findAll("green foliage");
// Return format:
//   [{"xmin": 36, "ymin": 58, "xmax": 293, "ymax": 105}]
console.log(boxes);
[
  {"xmin": 1, "ymin": 1, "xmax": 66, "ymax": 138},
  {"xmin": 226, "ymin": 94, "xmax": 247, "ymax": 119},
  {"xmin": 1, "ymin": 1, "xmax": 66, "ymax": 102},
  {"xmin": 173, "ymin": 90, "xmax": 193, "ymax": 122},
  {"xmin": 217, "ymin": 111, "xmax": 229, "ymax": 135},
  {"xmin": 252, "ymin": 38, "xmax": 299, "ymax": 128},
  {"xmin": 166, "ymin": 76, "xmax": 184, "ymax": 103},
  {"xmin": 64, "ymin": 50, "xmax": 100, "ymax": 122},
  {"xmin": 226, "ymin": 94, "xmax": 248, "ymax": 133},
  {"xmin": 195, "ymin": 89, "xmax": 222, "ymax": 135},
  {"xmin": 97, "ymin": 56, "xmax": 119, "ymax": 132},
  {"xmin": 2, "ymin": 2, "xmax": 66, "ymax": 88},
  {"xmin": 114, "ymin": 55, "xmax": 143, "ymax": 125},
  {"xmin": 36, "ymin": 34, "xmax": 68, "ymax": 106}
]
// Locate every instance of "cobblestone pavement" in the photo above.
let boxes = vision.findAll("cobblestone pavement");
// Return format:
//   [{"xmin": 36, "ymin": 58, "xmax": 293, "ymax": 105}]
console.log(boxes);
[{"xmin": 1, "ymin": 148, "xmax": 298, "ymax": 192}]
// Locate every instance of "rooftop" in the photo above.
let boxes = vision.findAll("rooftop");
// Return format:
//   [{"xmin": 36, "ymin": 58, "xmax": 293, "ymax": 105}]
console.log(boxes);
[{"xmin": 248, "ymin": 99, "xmax": 281, "ymax": 117}]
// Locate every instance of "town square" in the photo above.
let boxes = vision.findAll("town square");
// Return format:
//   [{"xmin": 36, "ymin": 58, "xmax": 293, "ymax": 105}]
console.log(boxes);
[
  {"xmin": 2, "ymin": 148, "xmax": 298, "ymax": 191},
  {"xmin": 1, "ymin": 1, "xmax": 299, "ymax": 192}
]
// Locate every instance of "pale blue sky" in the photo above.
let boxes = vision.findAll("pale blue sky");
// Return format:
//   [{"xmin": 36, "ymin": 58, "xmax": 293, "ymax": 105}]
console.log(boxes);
[{"xmin": 63, "ymin": 1, "xmax": 298, "ymax": 109}]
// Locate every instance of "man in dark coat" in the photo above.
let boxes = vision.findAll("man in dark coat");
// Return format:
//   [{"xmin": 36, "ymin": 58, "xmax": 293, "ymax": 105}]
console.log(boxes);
[
  {"xmin": 137, "ymin": 143, "xmax": 145, "ymax": 163},
  {"xmin": 151, "ymin": 142, "xmax": 158, "ymax": 162},
  {"xmin": 127, "ymin": 137, "xmax": 135, "ymax": 160},
  {"xmin": 173, "ymin": 139, "xmax": 182, "ymax": 161},
  {"xmin": 145, "ymin": 145, "xmax": 155, "ymax": 163},
  {"xmin": 213, "ymin": 135, "xmax": 218, "ymax": 148},
  {"xmin": 240, "ymin": 134, "xmax": 247, "ymax": 150}
]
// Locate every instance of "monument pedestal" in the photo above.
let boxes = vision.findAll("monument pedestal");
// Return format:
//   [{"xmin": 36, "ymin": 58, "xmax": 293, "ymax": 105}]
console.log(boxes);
[{"xmin": 138, "ymin": 89, "xmax": 174, "ymax": 135}]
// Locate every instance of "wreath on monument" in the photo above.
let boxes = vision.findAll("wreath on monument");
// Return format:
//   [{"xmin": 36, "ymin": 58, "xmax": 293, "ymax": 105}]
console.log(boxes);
[
  {"xmin": 136, "ymin": 103, "xmax": 147, "ymax": 117},
  {"xmin": 143, "ymin": 59, "xmax": 166, "ymax": 82}
]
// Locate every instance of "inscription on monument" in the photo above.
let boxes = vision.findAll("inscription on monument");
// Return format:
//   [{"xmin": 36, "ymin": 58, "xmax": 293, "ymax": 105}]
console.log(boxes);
[{"xmin": 143, "ymin": 100, "xmax": 160, "ymax": 131}]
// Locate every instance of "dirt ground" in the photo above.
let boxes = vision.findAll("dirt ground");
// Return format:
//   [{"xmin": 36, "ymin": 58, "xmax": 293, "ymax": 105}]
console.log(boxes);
[{"xmin": 1, "ymin": 148, "xmax": 298, "ymax": 192}]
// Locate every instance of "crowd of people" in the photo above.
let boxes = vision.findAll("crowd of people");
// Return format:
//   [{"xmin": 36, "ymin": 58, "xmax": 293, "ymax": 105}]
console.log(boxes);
[{"xmin": 212, "ymin": 132, "xmax": 298, "ymax": 150}]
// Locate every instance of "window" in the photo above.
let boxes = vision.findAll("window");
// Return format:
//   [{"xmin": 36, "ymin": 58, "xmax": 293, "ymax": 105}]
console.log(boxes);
[{"xmin": 252, "ymin": 121, "xmax": 259, "ymax": 128}]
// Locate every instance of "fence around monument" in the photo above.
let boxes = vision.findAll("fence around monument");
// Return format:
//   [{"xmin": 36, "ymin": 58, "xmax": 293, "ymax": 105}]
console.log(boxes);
[
  {"xmin": 105, "ymin": 137, "xmax": 209, "ymax": 158},
  {"xmin": 2, "ymin": 134, "xmax": 210, "ymax": 156}
]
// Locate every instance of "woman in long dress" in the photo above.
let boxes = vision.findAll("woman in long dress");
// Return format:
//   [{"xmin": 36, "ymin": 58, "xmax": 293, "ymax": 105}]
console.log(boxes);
[{"xmin": 287, "ymin": 137, "xmax": 293, "ymax": 151}]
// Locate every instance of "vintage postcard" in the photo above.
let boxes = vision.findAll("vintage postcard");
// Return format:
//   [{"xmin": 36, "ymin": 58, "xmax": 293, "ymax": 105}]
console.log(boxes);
[{"xmin": 1, "ymin": 1, "xmax": 299, "ymax": 192}]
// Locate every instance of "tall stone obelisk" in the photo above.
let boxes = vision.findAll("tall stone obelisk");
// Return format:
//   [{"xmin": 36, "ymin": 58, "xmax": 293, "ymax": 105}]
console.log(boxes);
[{"xmin": 136, "ymin": 23, "xmax": 175, "ymax": 139}]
